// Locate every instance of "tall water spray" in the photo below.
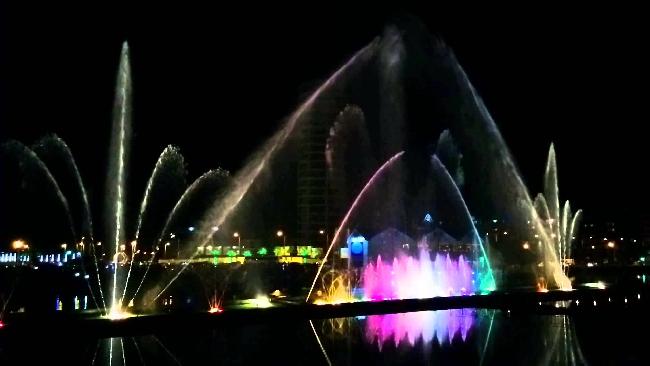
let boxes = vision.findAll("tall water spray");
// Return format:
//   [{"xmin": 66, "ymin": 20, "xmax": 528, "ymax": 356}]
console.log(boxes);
[
  {"xmin": 535, "ymin": 144, "xmax": 582, "ymax": 287},
  {"xmin": 107, "ymin": 42, "xmax": 132, "ymax": 316}
]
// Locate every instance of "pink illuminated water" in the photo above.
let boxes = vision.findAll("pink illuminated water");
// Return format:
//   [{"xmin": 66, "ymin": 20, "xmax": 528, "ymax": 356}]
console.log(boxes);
[
  {"xmin": 363, "ymin": 249, "xmax": 474, "ymax": 300},
  {"xmin": 365, "ymin": 309, "xmax": 475, "ymax": 348}
]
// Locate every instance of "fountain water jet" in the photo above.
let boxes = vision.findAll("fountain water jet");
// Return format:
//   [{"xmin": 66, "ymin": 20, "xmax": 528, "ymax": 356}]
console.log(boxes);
[
  {"xmin": 152, "ymin": 40, "xmax": 381, "ymax": 301},
  {"xmin": 0, "ymin": 140, "xmax": 77, "ymax": 243},
  {"xmin": 131, "ymin": 169, "xmax": 230, "ymax": 305},
  {"xmin": 363, "ymin": 250, "xmax": 473, "ymax": 300},
  {"xmin": 534, "ymin": 144, "xmax": 582, "ymax": 287},
  {"xmin": 107, "ymin": 42, "xmax": 132, "ymax": 316},
  {"xmin": 120, "ymin": 145, "xmax": 186, "ymax": 306},
  {"xmin": 307, "ymin": 151, "xmax": 404, "ymax": 302}
]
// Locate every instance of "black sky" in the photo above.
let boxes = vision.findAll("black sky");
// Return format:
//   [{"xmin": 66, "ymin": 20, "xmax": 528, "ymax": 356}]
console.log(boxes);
[{"xmin": 1, "ymin": 4, "xmax": 649, "ymax": 228}]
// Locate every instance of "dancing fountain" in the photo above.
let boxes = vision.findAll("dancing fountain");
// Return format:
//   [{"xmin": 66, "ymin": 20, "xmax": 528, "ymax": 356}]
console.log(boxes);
[
  {"xmin": 0, "ymin": 42, "xmax": 232, "ymax": 318},
  {"xmin": 1, "ymin": 18, "xmax": 585, "ymax": 326},
  {"xmin": 533, "ymin": 144, "xmax": 582, "ymax": 290}
]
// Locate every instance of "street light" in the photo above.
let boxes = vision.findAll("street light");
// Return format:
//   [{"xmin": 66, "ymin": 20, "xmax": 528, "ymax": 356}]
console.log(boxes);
[
  {"xmin": 233, "ymin": 232, "xmax": 241, "ymax": 246},
  {"xmin": 164, "ymin": 242, "xmax": 171, "ymax": 257},
  {"xmin": 522, "ymin": 242, "xmax": 530, "ymax": 250},
  {"xmin": 277, "ymin": 230, "xmax": 286, "ymax": 246},
  {"xmin": 319, "ymin": 229, "xmax": 329, "ymax": 247},
  {"xmin": 607, "ymin": 241, "xmax": 617, "ymax": 263}
]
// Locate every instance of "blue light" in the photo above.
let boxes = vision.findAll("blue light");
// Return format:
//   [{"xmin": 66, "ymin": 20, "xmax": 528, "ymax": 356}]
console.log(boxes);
[
  {"xmin": 424, "ymin": 213, "xmax": 433, "ymax": 223},
  {"xmin": 351, "ymin": 242, "xmax": 363, "ymax": 255}
]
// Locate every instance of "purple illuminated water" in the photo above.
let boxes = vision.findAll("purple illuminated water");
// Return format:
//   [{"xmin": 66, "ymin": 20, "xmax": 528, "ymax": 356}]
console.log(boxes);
[
  {"xmin": 365, "ymin": 309, "xmax": 475, "ymax": 348},
  {"xmin": 363, "ymin": 249, "xmax": 474, "ymax": 300}
]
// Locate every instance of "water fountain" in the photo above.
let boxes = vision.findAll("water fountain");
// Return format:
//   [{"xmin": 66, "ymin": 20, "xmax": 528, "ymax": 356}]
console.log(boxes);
[
  {"xmin": 533, "ymin": 144, "xmax": 582, "ymax": 290},
  {"xmin": 1, "ymin": 18, "xmax": 586, "ymax": 321},
  {"xmin": 0, "ymin": 42, "xmax": 231, "ymax": 317},
  {"xmin": 363, "ymin": 251, "xmax": 474, "ymax": 301}
]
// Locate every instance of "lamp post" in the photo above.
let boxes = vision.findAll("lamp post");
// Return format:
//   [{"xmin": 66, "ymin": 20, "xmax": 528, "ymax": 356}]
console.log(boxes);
[
  {"xmin": 211, "ymin": 226, "xmax": 219, "ymax": 246},
  {"xmin": 164, "ymin": 242, "xmax": 171, "ymax": 257},
  {"xmin": 167, "ymin": 233, "xmax": 177, "ymax": 258},
  {"xmin": 319, "ymin": 229, "xmax": 329, "ymax": 247},
  {"xmin": 277, "ymin": 230, "xmax": 286, "ymax": 246},
  {"xmin": 607, "ymin": 241, "xmax": 616, "ymax": 263},
  {"xmin": 233, "ymin": 232, "xmax": 241, "ymax": 246}
]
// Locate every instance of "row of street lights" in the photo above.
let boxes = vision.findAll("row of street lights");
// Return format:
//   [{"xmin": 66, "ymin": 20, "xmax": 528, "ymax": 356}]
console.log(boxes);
[{"xmin": 43, "ymin": 227, "xmax": 332, "ymax": 259}]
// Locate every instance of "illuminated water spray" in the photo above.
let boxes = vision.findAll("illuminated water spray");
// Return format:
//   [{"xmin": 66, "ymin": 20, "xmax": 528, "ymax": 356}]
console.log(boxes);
[
  {"xmin": 107, "ymin": 42, "xmax": 132, "ymax": 317},
  {"xmin": 152, "ymin": 40, "xmax": 380, "ymax": 301},
  {"xmin": 307, "ymin": 151, "xmax": 404, "ymax": 302},
  {"xmin": 131, "ymin": 169, "xmax": 229, "ymax": 304},
  {"xmin": 33, "ymin": 135, "xmax": 106, "ymax": 311},
  {"xmin": 1, "ymin": 141, "xmax": 77, "ymax": 242},
  {"xmin": 309, "ymin": 150, "xmax": 495, "ymax": 303},
  {"xmin": 120, "ymin": 145, "xmax": 186, "ymax": 305},
  {"xmin": 534, "ymin": 144, "xmax": 582, "ymax": 289},
  {"xmin": 364, "ymin": 251, "xmax": 474, "ymax": 300}
]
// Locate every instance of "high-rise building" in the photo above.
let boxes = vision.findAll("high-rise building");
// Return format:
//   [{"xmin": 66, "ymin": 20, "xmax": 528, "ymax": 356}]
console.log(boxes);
[{"xmin": 296, "ymin": 97, "xmax": 341, "ymax": 246}]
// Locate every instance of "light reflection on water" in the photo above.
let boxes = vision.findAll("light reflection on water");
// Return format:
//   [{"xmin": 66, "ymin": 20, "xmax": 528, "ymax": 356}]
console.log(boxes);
[
  {"xmin": 1, "ymin": 309, "xmax": 647, "ymax": 365},
  {"xmin": 364, "ymin": 309, "xmax": 475, "ymax": 348}
]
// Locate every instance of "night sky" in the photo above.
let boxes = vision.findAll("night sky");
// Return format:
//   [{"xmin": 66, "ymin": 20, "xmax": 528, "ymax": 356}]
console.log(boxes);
[{"xmin": 1, "ymin": 4, "xmax": 648, "ymax": 233}]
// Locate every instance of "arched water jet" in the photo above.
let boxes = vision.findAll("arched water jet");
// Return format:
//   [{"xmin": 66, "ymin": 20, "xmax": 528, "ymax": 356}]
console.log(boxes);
[
  {"xmin": 152, "ymin": 40, "xmax": 381, "ymax": 301},
  {"xmin": 33, "ymin": 134, "xmax": 94, "ymax": 240},
  {"xmin": 430, "ymin": 154, "xmax": 495, "ymax": 292},
  {"xmin": 0, "ymin": 140, "xmax": 77, "ymax": 243},
  {"xmin": 134, "ymin": 146, "xmax": 187, "ymax": 241},
  {"xmin": 120, "ymin": 145, "xmax": 186, "ymax": 306},
  {"xmin": 307, "ymin": 151, "xmax": 404, "ymax": 302},
  {"xmin": 378, "ymin": 25, "xmax": 406, "ymax": 160},
  {"xmin": 399, "ymin": 28, "xmax": 568, "ymax": 288},
  {"xmin": 308, "ymin": 148, "xmax": 495, "ymax": 303},
  {"xmin": 33, "ymin": 135, "xmax": 106, "ymax": 312},
  {"xmin": 325, "ymin": 105, "xmax": 377, "ymax": 206},
  {"xmin": 131, "ymin": 169, "xmax": 229, "ymax": 305}
]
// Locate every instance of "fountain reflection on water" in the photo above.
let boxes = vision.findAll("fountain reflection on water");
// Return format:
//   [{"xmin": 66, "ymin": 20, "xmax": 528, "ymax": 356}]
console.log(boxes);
[{"xmin": 365, "ymin": 309, "xmax": 476, "ymax": 348}]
